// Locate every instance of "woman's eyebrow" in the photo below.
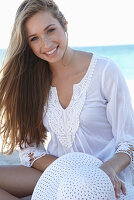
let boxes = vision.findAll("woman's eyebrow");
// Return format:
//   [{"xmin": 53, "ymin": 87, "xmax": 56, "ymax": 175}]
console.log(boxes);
[{"xmin": 28, "ymin": 24, "xmax": 55, "ymax": 38}]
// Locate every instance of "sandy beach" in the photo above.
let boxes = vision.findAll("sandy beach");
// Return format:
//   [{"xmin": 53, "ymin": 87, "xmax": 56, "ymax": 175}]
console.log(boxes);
[{"xmin": 0, "ymin": 151, "xmax": 20, "ymax": 165}]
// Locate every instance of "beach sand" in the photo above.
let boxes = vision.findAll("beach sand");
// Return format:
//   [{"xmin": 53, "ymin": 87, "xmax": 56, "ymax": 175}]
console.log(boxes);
[
  {"xmin": 0, "ymin": 80, "xmax": 133, "ymax": 199},
  {"xmin": 0, "ymin": 151, "xmax": 20, "ymax": 165}
]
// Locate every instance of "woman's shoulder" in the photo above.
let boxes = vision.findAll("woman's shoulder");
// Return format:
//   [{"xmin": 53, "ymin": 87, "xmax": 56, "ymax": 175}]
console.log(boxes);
[
  {"xmin": 75, "ymin": 49, "xmax": 111, "ymax": 67},
  {"xmin": 73, "ymin": 49, "xmax": 122, "ymax": 78},
  {"xmin": 91, "ymin": 53, "xmax": 121, "ymax": 76},
  {"xmin": 74, "ymin": 49, "xmax": 93, "ymax": 62}
]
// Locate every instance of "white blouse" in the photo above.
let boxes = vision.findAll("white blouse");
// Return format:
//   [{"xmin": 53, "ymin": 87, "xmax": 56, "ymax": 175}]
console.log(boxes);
[{"xmin": 19, "ymin": 54, "xmax": 134, "ymax": 185}]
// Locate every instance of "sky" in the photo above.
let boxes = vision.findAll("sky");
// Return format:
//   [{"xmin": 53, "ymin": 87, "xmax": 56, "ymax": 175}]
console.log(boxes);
[{"xmin": 0, "ymin": 0, "xmax": 134, "ymax": 48}]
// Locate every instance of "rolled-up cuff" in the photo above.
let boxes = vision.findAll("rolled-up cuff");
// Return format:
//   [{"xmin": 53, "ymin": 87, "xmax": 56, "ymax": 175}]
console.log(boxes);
[
  {"xmin": 19, "ymin": 143, "xmax": 47, "ymax": 167},
  {"xmin": 115, "ymin": 142, "xmax": 134, "ymax": 171}
]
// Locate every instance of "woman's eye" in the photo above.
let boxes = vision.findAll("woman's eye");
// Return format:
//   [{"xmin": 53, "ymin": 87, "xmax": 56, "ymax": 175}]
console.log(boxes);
[
  {"xmin": 30, "ymin": 37, "xmax": 38, "ymax": 42},
  {"xmin": 47, "ymin": 28, "xmax": 55, "ymax": 33}
]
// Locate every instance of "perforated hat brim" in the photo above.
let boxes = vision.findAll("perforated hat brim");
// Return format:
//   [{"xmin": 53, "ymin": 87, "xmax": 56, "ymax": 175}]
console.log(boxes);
[{"xmin": 32, "ymin": 152, "xmax": 116, "ymax": 200}]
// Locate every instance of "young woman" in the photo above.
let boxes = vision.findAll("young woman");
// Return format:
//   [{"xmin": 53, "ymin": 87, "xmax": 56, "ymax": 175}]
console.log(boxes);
[{"xmin": 0, "ymin": 0, "xmax": 134, "ymax": 199}]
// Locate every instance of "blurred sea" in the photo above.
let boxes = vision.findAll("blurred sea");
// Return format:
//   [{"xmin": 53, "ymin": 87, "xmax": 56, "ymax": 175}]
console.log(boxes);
[{"xmin": 0, "ymin": 44, "xmax": 134, "ymax": 79}]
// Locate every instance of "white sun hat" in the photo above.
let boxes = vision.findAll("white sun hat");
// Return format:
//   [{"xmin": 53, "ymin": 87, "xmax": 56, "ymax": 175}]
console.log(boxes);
[{"xmin": 31, "ymin": 152, "xmax": 115, "ymax": 200}]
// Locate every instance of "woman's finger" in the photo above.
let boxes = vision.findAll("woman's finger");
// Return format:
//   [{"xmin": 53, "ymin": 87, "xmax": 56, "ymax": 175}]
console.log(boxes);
[
  {"xmin": 106, "ymin": 174, "xmax": 120, "ymax": 198},
  {"xmin": 114, "ymin": 179, "xmax": 121, "ymax": 199},
  {"xmin": 121, "ymin": 181, "xmax": 126, "ymax": 196}
]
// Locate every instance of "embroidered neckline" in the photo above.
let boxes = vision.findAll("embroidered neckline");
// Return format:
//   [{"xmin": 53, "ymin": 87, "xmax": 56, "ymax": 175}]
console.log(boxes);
[
  {"xmin": 44, "ymin": 54, "xmax": 97, "ymax": 149},
  {"xmin": 50, "ymin": 54, "xmax": 95, "ymax": 111},
  {"xmin": 51, "ymin": 53, "xmax": 94, "ymax": 89}
]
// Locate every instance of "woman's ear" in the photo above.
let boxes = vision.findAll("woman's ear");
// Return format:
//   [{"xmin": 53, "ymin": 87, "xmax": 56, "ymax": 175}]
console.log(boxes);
[{"xmin": 63, "ymin": 20, "xmax": 68, "ymax": 32}]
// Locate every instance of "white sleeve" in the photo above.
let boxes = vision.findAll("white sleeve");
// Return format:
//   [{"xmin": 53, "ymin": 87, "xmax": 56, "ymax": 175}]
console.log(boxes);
[
  {"xmin": 101, "ymin": 59, "xmax": 134, "ymax": 170},
  {"xmin": 19, "ymin": 142, "xmax": 47, "ymax": 167}
]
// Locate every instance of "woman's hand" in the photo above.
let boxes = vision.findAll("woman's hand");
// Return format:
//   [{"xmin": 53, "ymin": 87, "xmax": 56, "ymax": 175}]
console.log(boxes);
[{"xmin": 99, "ymin": 164, "xmax": 126, "ymax": 199}]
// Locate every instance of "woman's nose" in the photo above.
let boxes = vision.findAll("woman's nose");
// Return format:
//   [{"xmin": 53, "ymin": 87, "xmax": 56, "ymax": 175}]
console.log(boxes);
[{"xmin": 40, "ymin": 37, "xmax": 52, "ymax": 50}]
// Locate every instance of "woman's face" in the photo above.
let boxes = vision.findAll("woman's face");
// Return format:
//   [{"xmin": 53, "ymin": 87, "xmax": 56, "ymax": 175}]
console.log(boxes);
[{"xmin": 25, "ymin": 11, "xmax": 67, "ymax": 63}]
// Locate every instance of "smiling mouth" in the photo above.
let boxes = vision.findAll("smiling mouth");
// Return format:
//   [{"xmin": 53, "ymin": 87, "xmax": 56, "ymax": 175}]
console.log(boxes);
[{"xmin": 45, "ymin": 47, "xmax": 58, "ymax": 55}]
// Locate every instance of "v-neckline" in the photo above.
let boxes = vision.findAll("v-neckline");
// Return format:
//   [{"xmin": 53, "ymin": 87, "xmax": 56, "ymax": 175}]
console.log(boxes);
[{"xmin": 50, "ymin": 54, "xmax": 95, "ymax": 111}]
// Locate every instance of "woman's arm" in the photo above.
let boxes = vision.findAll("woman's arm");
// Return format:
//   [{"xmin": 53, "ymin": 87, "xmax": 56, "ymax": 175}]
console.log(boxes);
[
  {"xmin": 101, "ymin": 59, "xmax": 134, "ymax": 198},
  {"xmin": 31, "ymin": 154, "xmax": 57, "ymax": 172},
  {"xmin": 100, "ymin": 152, "xmax": 130, "ymax": 199},
  {"xmin": 19, "ymin": 140, "xmax": 57, "ymax": 172},
  {"xmin": 101, "ymin": 152, "xmax": 130, "ymax": 174}
]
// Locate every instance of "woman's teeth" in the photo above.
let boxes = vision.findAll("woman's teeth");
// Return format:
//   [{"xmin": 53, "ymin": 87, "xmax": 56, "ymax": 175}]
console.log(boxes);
[{"xmin": 46, "ymin": 47, "xmax": 57, "ymax": 55}]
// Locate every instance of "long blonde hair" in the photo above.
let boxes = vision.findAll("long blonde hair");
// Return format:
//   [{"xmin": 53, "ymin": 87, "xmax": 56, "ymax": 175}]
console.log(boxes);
[{"xmin": 0, "ymin": 0, "xmax": 67, "ymax": 154}]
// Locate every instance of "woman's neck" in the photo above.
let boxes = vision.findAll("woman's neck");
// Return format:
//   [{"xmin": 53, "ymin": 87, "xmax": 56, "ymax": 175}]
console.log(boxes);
[{"xmin": 49, "ymin": 47, "xmax": 75, "ymax": 77}]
